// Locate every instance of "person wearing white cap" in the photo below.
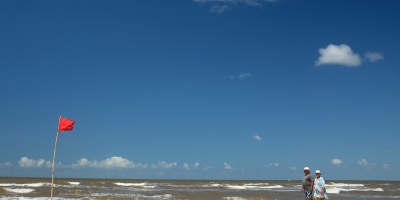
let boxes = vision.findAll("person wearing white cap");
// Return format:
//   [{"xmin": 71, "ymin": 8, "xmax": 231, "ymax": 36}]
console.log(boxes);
[
  {"xmin": 301, "ymin": 167, "xmax": 314, "ymax": 200},
  {"xmin": 313, "ymin": 170, "xmax": 328, "ymax": 199}
]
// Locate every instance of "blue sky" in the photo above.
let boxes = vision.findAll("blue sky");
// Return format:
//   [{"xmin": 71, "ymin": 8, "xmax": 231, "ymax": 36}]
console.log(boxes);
[{"xmin": 1, "ymin": 0, "xmax": 399, "ymax": 180}]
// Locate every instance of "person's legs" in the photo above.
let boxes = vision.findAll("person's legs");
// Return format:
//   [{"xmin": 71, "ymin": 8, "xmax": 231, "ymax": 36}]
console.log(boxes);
[{"xmin": 305, "ymin": 189, "xmax": 313, "ymax": 200}]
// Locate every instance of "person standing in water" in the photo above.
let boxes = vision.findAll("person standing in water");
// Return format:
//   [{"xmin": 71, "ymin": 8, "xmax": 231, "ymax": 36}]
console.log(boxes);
[
  {"xmin": 302, "ymin": 167, "xmax": 314, "ymax": 200},
  {"xmin": 313, "ymin": 170, "xmax": 328, "ymax": 199}
]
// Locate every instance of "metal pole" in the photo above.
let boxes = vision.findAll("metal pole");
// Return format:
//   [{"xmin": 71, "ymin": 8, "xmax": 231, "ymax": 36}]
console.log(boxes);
[{"xmin": 51, "ymin": 116, "xmax": 61, "ymax": 199}]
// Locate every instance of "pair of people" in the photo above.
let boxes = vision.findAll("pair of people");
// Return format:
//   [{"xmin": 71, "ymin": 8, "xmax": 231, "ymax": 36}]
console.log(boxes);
[{"xmin": 302, "ymin": 167, "xmax": 328, "ymax": 200}]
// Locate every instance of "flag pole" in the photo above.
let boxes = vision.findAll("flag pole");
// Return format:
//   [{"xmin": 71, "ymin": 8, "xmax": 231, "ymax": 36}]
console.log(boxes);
[{"xmin": 51, "ymin": 115, "xmax": 62, "ymax": 200}]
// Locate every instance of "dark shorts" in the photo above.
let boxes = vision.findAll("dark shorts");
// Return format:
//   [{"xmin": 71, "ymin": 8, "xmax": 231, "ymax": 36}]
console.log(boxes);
[{"xmin": 304, "ymin": 189, "xmax": 312, "ymax": 198}]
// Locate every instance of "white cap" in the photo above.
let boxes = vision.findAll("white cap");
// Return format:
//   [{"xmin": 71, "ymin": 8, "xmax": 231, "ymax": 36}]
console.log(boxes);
[
  {"xmin": 316, "ymin": 170, "xmax": 321, "ymax": 174},
  {"xmin": 304, "ymin": 167, "xmax": 310, "ymax": 171}
]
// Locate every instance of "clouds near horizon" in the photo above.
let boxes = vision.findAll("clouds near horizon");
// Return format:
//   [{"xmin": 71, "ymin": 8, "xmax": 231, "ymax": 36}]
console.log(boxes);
[
  {"xmin": 0, "ymin": 162, "xmax": 13, "ymax": 168},
  {"xmin": 8, "ymin": 156, "xmax": 395, "ymax": 179},
  {"xmin": 16, "ymin": 156, "xmax": 193, "ymax": 170},
  {"xmin": 18, "ymin": 157, "xmax": 52, "ymax": 168},
  {"xmin": 265, "ymin": 163, "xmax": 279, "ymax": 167},
  {"xmin": 358, "ymin": 158, "xmax": 368, "ymax": 166},
  {"xmin": 224, "ymin": 162, "xmax": 234, "ymax": 170},
  {"xmin": 183, "ymin": 162, "xmax": 201, "ymax": 170},
  {"xmin": 72, "ymin": 157, "xmax": 148, "ymax": 169}
]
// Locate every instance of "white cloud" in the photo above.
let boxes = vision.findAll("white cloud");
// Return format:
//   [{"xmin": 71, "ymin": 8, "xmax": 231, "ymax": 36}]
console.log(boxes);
[
  {"xmin": 364, "ymin": 51, "xmax": 384, "ymax": 62},
  {"xmin": 152, "ymin": 161, "xmax": 178, "ymax": 169},
  {"xmin": 194, "ymin": 0, "xmax": 277, "ymax": 6},
  {"xmin": 227, "ymin": 75, "xmax": 235, "ymax": 80},
  {"xmin": 72, "ymin": 157, "xmax": 148, "ymax": 169},
  {"xmin": 265, "ymin": 163, "xmax": 279, "ymax": 167},
  {"xmin": 382, "ymin": 163, "xmax": 390, "ymax": 170},
  {"xmin": 238, "ymin": 72, "xmax": 251, "ymax": 79},
  {"xmin": 194, "ymin": 0, "xmax": 277, "ymax": 13},
  {"xmin": 289, "ymin": 166, "xmax": 297, "ymax": 171},
  {"xmin": 253, "ymin": 135, "xmax": 262, "ymax": 141},
  {"xmin": 183, "ymin": 163, "xmax": 190, "ymax": 169},
  {"xmin": 98, "ymin": 157, "xmax": 140, "ymax": 168},
  {"xmin": 224, "ymin": 162, "xmax": 234, "ymax": 170},
  {"xmin": 183, "ymin": 162, "xmax": 201, "ymax": 170},
  {"xmin": 0, "ymin": 162, "xmax": 13, "ymax": 167},
  {"xmin": 316, "ymin": 44, "xmax": 361, "ymax": 67},
  {"xmin": 18, "ymin": 157, "xmax": 52, "ymax": 168},
  {"xmin": 226, "ymin": 72, "xmax": 251, "ymax": 80},
  {"xmin": 210, "ymin": 5, "xmax": 231, "ymax": 13},
  {"xmin": 73, "ymin": 158, "xmax": 91, "ymax": 167},
  {"xmin": 357, "ymin": 158, "xmax": 368, "ymax": 166},
  {"xmin": 331, "ymin": 158, "xmax": 343, "ymax": 165}
]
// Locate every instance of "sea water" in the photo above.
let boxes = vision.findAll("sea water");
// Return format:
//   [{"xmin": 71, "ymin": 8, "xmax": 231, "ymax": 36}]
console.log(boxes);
[{"xmin": 0, "ymin": 177, "xmax": 399, "ymax": 199}]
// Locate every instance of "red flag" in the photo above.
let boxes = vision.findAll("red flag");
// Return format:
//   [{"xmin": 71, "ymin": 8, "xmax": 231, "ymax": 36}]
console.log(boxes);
[{"xmin": 58, "ymin": 117, "xmax": 75, "ymax": 131}]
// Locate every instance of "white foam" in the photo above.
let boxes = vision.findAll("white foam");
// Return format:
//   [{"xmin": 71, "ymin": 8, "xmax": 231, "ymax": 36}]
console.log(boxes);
[
  {"xmin": 89, "ymin": 192, "xmax": 172, "ymax": 199},
  {"xmin": 326, "ymin": 182, "xmax": 384, "ymax": 194},
  {"xmin": 327, "ymin": 182, "xmax": 364, "ymax": 187},
  {"xmin": 0, "ymin": 198, "xmax": 79, "ymax": 200},
  {"xmin": 114, "ymin": 182, "xmax": 156, "ymax": 188},
  {"xmin": 327, "ymin": 187, "xmax": 384, "ymax": 193},
  {"xmin": 136, "ymin": 193, "xmax": 173, "ymax": 199},
  {"xmin": 248, "ymin": 183, "xmax": 270, "ymax": 186},
  {"xmin": 206, "ymin": 183, "xmax": 223, "ymax": 187},
  {"xmin": 244, "ymin": 185, "xmax": 283, "ymax": 190},
  {"xmin": 3, "ymin": 187, "xmax": 35, "ymax": 193},
  {"xmin": 326, "ymin": 187, "xmax": 341, "ymax": 194},
  {"xmin": 147, "ymin": 194, "xmax": 172, "ymax": 199},
  {"xmin": 227, "ymin": 185, "xmax": 247, "ymax": 190},
  {"xmin": 222, "ymin": 197, "xmax": 247, "ymax": 200},
  {"xmin": 262, "ymin": 185, "xmax": 284, "ymax": 189},
  {"xmin": 0, "ymin": 182, "xmax": 46, "ymax": 187},
  {"xmin": 226, "ymin": 184, "xmax": 283, "ymax": 190},
  {"xmin": 115, "ymin": 182, "xmax": 145, "ymax": 186},
  {"xmin": 68, "ymin": 182, "xmax": 80, "ymax": 185}
]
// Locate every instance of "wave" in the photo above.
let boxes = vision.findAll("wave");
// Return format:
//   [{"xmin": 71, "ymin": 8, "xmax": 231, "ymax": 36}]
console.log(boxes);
[
  {"xmin": 325, "ymin": 182, "xmax": 383, "ymax": 194},
  {"xmin": 0, "ymin": 179, "xmax": 394, "ymax": 199},
  {"xmin": 327, "ymin": 187, "xmax": 384, "ymax": 194},
  {"xmin": 88, "ymin": 192, "xmax": 173, "ymax": 199},
  {"xmin": 226, "ymin": 184, "xmax": 283, "ymax": 190},
  {"xmin": 327, "ymin": 182, "xmax": 364, "ymax": 187},
  {"xmin": 222, "ymin": 197, "xmax": 248, "ymax": 200},
  {"xmin": 3, "ymin": 188, "xmax": 35, "ymax": 194},
  {"xmin": 0, "ymin": 198, "xmax": 80, "ymax": 200},
  {"xmin": 114, "ymin": 182, "xmax": 157, "ymax": 188},
  {"xmin": 0, "ymin": 183, "xmax": 47, "ymax": 187}
]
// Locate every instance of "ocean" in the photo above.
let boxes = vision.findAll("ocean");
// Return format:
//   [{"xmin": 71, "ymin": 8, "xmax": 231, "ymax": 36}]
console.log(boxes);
[{"xmin": 0, "ymin": 177, "xmax": 399, "ymax": 199}]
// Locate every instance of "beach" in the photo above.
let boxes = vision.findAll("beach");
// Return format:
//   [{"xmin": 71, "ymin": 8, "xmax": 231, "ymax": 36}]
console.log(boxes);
[{"xmin": 0, "ymin": 177, "xmax": 399, "ymax": 199}]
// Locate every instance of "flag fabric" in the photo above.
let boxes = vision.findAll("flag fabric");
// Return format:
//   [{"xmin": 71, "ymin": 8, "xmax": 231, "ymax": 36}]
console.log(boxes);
[{"xmin": 58, "ymin": 117, "xmax": 75, "ymax": 131}]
